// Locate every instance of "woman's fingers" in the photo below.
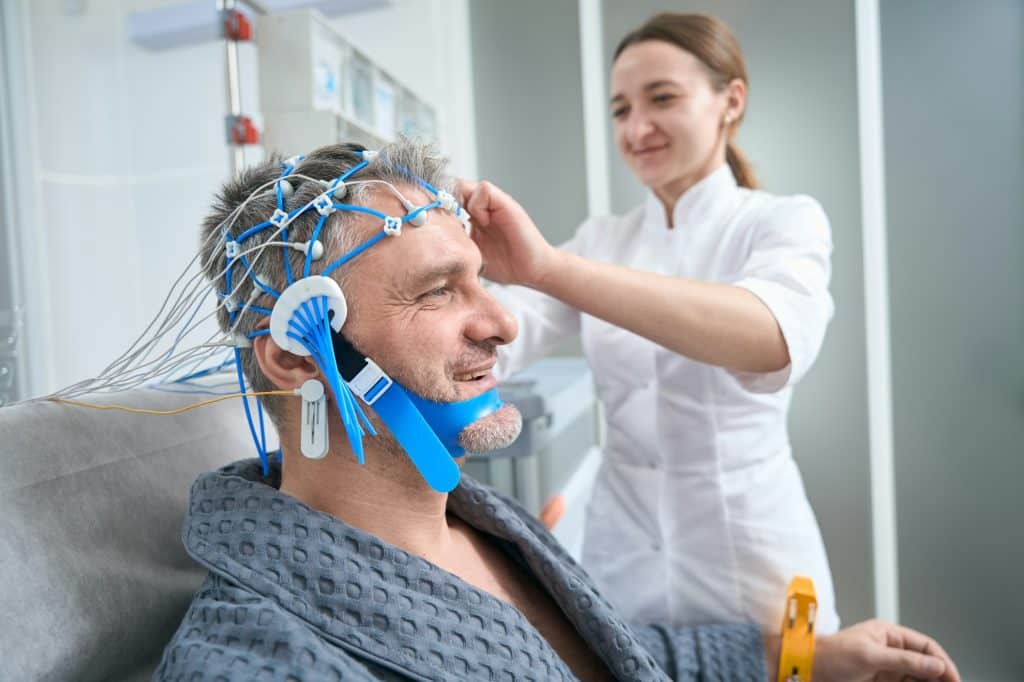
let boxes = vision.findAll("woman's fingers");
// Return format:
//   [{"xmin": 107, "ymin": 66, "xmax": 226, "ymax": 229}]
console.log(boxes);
[
  {"xmin": 454, "ymin": 178, "xmax": 476, "ymax": 210},
  {"xmin": 453, "ymin": 178, "xmax": 493, "ymax": 227}
]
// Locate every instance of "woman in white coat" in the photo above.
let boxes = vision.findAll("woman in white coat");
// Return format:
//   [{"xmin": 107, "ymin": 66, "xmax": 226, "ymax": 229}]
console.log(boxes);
[{"xmin": 460, "ymin": 13, "xmax": 840, "ymax": 634}]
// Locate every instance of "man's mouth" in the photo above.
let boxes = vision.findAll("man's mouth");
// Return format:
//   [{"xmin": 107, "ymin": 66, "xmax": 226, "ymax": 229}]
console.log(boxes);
[{"xmin": 451, "ymin": 359, "xmax": 497, "ymax": 384}]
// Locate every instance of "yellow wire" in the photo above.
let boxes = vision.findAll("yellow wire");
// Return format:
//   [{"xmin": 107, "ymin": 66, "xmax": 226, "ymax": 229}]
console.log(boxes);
[{"xmin": 49, "ymin": 390, "xmax": 294, "ymax": 416}]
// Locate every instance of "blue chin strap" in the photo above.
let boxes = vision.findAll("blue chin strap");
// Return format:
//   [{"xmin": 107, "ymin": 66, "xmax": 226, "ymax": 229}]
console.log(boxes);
[
  {"xmin": 406, "ymin": 390, "xmax": 504, "ymax": 458},
  {"xmin": 330, "ymin": 320, "xmax": 504, "ymax": 493}
]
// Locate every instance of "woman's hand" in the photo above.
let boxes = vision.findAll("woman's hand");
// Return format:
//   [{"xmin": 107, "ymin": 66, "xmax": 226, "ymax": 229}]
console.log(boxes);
[
  {"xmin": 812, "ymin": 619, "xmax": 960, "ymax": 682},
  {"xmin": 455, "ymin": 179, "xmax": 560, "ymax": 287}
]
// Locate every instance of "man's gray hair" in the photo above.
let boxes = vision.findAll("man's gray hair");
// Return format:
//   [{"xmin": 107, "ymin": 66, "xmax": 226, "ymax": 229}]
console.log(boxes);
[{"xmin": 199, "ymin": 139, "xmax": 453, "ymax": 426}]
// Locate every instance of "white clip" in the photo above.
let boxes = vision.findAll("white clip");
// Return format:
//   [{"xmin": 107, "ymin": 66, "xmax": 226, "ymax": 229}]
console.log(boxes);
[
  {"xmin": 360, "ymin": 150, "xmax": 378, "ymax": 162},
  {"xmin": 224, "ymin": 296, "xmax": 240, "ymax": 313},
  {"xmin": 313, "ymin": 193, "xmax": 335, "ymax": 216},
  {"xmin": 293, "ymin": 239, "xmax": 324, "ymax": 261},
  {"xmin": 270, "ymin": 208, "xmax": 289, "ymax": 227},
  {"xmin": 299, "ymin": 379, "xmax": 329, "ymax": 460},
  {"xmin": 348, "ymin": 358, "xmax": 393, "ymax": 406},
  {"xmin": 401, "ymin": 198, "xmax": 427, "ymax": 226},
  {"xmin": 460, "ymin": 214, "xmax": 472, "ymax": 235},
  {"xmin": 383, "ymin": 216, "xmax": 403, "ymax": 236},
  {"xmin": 283, "ymin": 154, "xmax": 304, "ymax": 168},
  {"xmin": 320, "ymin": 178, "xmax": 347, "ymax": 200},
  {"xmin": 231, "ymin": 331, "xmax": 252, "ymax": 348},
  {"xmin": 277, "ymin": 179, "xmax": 294, "ymax": 200},
  {"xmin": 437, "ymin": 190, "xmax": 459, "ymax": 213},
  {"xmin": 225, "ymin": 240, "xmax": 240, "ymax": 259}
]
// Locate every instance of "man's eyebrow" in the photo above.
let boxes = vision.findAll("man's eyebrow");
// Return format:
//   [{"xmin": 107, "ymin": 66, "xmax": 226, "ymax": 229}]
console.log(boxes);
[{"xmin": 404, "ymin": 259, "xmax": 478, "ymax": 291}]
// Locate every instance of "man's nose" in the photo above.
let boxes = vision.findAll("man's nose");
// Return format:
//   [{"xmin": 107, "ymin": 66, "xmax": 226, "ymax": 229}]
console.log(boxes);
[{"xmin": 466, "ymin": 289, "xmax": 518, "ymax": 346}]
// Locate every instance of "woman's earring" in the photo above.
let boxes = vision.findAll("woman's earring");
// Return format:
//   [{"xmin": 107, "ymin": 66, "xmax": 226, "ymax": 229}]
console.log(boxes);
[{"xmin": 724, "ymin": 115, "xmax": 733, "ymax": 125}]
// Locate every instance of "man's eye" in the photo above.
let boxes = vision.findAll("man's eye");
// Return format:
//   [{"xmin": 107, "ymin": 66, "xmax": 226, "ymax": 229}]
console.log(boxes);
[{"xmin": 425, "ymin": 287, "xmax": 450, "ymax": 299}]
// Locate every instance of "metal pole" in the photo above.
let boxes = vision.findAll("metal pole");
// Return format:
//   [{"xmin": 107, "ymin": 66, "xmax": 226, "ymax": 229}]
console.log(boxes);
[
  {"xmin": 855, "ymin": 0, "xmax": 899, "ymax": 623},
  {"xmin": 221, "ymin": 0, "xmax": 244, "ymax": 174}
]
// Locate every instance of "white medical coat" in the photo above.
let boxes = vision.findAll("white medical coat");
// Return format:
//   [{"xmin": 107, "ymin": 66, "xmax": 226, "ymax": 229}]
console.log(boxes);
[{"xmin": 492, "ymin": 164, "xmax": 840, "ymax": 634}]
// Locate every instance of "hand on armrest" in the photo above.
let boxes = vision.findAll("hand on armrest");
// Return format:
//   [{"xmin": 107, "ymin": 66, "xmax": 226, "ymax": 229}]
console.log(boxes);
[{"xmin": 761, "ymin": 619, "xmax": 959, "ymax": 682}]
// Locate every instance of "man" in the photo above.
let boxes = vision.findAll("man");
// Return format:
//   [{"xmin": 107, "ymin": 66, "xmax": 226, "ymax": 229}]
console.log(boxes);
[{"xmin": 156, "ymin": 142, "xmax": 958, "ymax": 681}]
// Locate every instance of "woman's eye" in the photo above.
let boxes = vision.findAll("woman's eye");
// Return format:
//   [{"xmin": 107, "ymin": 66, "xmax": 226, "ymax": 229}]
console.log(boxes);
[
  {"xmin": 652, "ymin": 93, "xmax": 676, "ymax": 104},
  {"xmin": 611, "ymin": 107, "xmax": 628, "ymax": 119}
]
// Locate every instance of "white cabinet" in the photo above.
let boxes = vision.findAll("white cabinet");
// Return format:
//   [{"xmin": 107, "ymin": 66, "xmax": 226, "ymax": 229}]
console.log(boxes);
[{"xmin": 257, "ymin": 9, "xmax": 438, "ymax": 155}]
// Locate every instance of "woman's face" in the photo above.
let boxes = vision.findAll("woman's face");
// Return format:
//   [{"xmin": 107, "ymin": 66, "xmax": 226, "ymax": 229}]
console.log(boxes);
[{"xmin": 610, "ymin": 40, "xmax": 737, "ymax": 203}]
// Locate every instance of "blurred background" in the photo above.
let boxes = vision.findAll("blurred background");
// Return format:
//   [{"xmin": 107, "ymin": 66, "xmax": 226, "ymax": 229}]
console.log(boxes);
[{"xmin": 0, "ymin": 1, "xmax": 1020, "ymax": 679}]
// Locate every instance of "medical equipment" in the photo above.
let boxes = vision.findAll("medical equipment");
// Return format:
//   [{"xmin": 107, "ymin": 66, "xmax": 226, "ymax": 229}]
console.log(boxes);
[
  {"xmin": 41, "ymin": 146, "xmax": 498, "ymax": 493},
  {"xmin": 777, "ymin": 576, "xmax": 818, "ymax": 682}
]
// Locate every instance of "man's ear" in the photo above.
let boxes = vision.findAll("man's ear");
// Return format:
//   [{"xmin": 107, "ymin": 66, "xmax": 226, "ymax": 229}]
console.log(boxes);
[{"xmin": 251, "ymin": 320, "xmax": 321, "ymax": 390}]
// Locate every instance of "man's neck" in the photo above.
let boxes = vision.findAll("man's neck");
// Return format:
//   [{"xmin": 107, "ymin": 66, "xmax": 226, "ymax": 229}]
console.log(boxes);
[{"xmin": 277, "ymin": 437, "xmax": 458, "ymax": 565}]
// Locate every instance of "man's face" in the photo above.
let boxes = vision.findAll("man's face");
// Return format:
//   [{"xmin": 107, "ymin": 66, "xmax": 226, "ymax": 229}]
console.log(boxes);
[{"xmin": 340, "ymin": 184, "xmax": 522, "ymax": 454}]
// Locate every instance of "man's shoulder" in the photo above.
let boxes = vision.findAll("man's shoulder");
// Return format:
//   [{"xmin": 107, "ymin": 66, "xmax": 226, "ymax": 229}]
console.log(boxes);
[{"xmin": 153, "ymin": 574, "xmax": 381, "ymax": 681}]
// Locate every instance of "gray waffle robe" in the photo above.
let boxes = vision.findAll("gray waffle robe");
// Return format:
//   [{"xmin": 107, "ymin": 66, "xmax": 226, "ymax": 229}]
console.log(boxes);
[{"xmin": 154, "ymin": 459, "xmax": 768, "ymax": 681}]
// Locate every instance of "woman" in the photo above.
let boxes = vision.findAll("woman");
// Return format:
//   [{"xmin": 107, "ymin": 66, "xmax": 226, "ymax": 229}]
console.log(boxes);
[{"xmin": 460, "ymin": 13, "xmax": 840, "ymax": 634}]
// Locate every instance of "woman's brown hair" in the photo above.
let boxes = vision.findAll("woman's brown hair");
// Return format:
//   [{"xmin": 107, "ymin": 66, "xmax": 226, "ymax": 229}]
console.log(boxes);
[{"xmin": 614, "ymin": 13, "xmax": 758, "ymax": 189}]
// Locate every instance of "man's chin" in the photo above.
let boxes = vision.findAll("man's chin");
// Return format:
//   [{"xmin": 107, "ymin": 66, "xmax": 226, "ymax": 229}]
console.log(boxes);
[{"xmin": 457, "ymin": 404, "xmax": 523, "ymax": 455}]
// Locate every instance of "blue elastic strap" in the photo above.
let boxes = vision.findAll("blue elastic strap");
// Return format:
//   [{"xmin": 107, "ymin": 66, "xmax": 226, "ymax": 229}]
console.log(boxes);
[
  {"xmin": 322, "ymin": 230, "xmax": 387, "ymax": 277},
  {"xmin": 238, "ymin": 253, "xmax": 281, "ymax": 299},
  {"xmin": 363, "ymin": 380, "xmax": 462, "ymax": 493},
  {"xmin": 282, "ymin": 227, "xmax": 294, "ymax": 285},
  {"xmin": 168, "ymin": 356, "xmax": 234, "ymax": 384},
  {"xmin": 247, "ymin": 304, "xmax": 273, "ymax": 316},
  {"xmin": 405, "ymin": 200, "xmax": 442, "ymax": 224},
  {"xmin": 304, "ymin": 213, "xmax": 329, "ymax": 278},
  {"xmin": 339, "ymin": 159, "xmax": 368, "ymax": 180},
  {"xmin": 235, "ymin": 220, "xmax": 272, "ymax": 243},
  {"xmin": 256, "ymin": 398, "xmax": 268, "ymax": 457},
  {"xmin": 233, "ymin": 345, "xmax": 268, "ymax": 475}
]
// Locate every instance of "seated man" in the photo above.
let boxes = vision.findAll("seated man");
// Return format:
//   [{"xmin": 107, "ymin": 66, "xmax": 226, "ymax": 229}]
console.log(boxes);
[{"xmin": 155, "ymin": 142, "xmax": 958, "ymax": 681}]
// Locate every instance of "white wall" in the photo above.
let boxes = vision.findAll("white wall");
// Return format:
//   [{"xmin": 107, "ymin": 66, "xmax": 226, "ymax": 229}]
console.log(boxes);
[
  {"xmin": 468, "ymin": 0, "xmax": 588, "ymax": 246},
  {"xmin": 13, "ymin": 0, "xmax": 474, "ymax": 395},
  {"xmin": 881, "ymin": 1, "xmax": 1024, "ymax": 677}
]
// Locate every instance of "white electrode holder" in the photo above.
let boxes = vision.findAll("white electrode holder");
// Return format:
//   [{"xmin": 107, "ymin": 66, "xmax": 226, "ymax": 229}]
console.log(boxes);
[
  {"xmin": 299, "ymin": 379, "xmax": 328, "ymax": 459},
  {"xmin": 269, "ymin": 276, "xmax": 347, "ymax": 356}
]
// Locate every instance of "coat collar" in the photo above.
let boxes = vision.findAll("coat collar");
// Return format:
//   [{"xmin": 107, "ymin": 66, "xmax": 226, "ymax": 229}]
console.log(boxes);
[
  {"xmin": 183, "ymin": 459, "xmax": 668, "ymax": 681},
  {"xmin": 643, "ymin": 162, "xmax": 739, "ymax": 234}
]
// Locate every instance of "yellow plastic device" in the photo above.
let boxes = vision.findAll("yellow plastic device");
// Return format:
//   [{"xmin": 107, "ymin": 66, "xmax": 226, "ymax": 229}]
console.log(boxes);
[{"xmin": 777, "ymin": 576, "xmax": 817, "ymax": 682}]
